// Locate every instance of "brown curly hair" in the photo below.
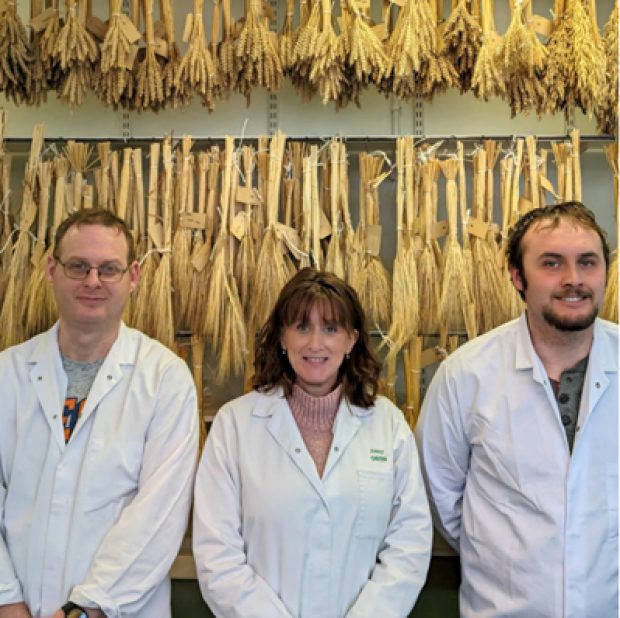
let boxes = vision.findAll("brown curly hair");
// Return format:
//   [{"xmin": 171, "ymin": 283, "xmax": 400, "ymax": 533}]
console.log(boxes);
[
  {"xmin": 252, "ymin": 268, "xmax": 382, "ymax": 408},
  {"xmin": 506, "ymin": 201, "xmax": 610, "ymax": 300}
]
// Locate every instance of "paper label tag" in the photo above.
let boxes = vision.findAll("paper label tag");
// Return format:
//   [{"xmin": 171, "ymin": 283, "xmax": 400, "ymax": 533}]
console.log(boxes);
[
  {"xmin": 191, "ymin": 241, "xmax": 211, "ymax": 272},
  {"xmin": 153, "ymin": 19, "xmax": 166, "ymax": 39},
  {"xmin": 180, "ymin": 212, "xmax": 206, "ymax": 229},
  {"xmin": 237, "ymin": 185, "xmax": 261, "ymax": 205},
  {"xmin": 86, "ymin": 15, "xmax": 109, "ymax": 40},
  {"xmin": 365, "ymin": 224, "xmax": 382, "ymax": 256},
  {"xmin": 371, "ymin": 23, "xmax": 389, "ymax": 40},
  {"xmin": 431, "ymin": 219, "xmax": 449, "ymax": 240},
  {"xmin": 421, "ymin": 346, "xmax": 443, "ymax": 368},
  {"xmin": 262, "ymin": 0, "xmax": 275, "ymax": 20},
  {"xmin": 30, "ymin": 7, "xmax": 56, "ymax": 32},
  {"xmin": 540, "ymin": 176, "xmax": 559, "ymax": 197},
  {"xmin": 518, "ymin": 197, "xmax": 533, "ymax": 214},
  {"xmin": 232, "ymin": 18, "xmax": 245, "ymax": 39},
  {"xmin": 0, "ymin": 0, "xmax": 8, "ymax": 15},
  {"xmin": 124, "ymin": 45, "xmax": 139, "ymax": 70},
  {"xmin": 120, "ymin": 13, "xmax": 142, "ymax": 44},
  {"xmin": 319, "ymin": 209, "xmax": 332, "ymax": 239},
  {"xmin": 154, "ymin": 37, "xmax": 169, "ymax": 58},
  {"xmin": 489, "ymin": 222, "xmax": 500, "ymax": 235},
  {"xmin": 466, "ymin": 217, "xmax": 489, "ymax": 239},
  {"xmin": 275, "ymin": 223, "xmax": 302, "ymax": 256},
  {"xmin": 182, "ymin": 13, "xmax": 194, "ymax": 43},
  {"xmin": 30, "ymin": 241, "xmax": 45, "ymax": 266},
  {"xmin": 231, "ymin": 211, "xmax": 249, "ymax": 240},
  {"xmin": 532, "ymin": 14, "xmax": 552, "ymax": 38},
  {"xmin": 149, "ymin": 222, "xmax": 165, "ymax": 251}
]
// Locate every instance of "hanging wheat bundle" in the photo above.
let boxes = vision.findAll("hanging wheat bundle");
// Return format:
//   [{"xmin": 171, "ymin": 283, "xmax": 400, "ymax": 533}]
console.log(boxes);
[
  {"xmin": 280, "ymin": 0, "xmax": 296, "ymax": 73},
  {"xmin": 175, "ymin": 0, "xmax": 218, "ymax": 111},
  {"xmin": 596, "ymin": 1, "xmax": 618, "ymax": 136},
  {"xmin": 600, "ymin": 143, "xmax": 618, "ymax": 322},
  {"xmin": 288, "ymin": 0, "xmax": 318, "ymax": 101},
  {"xmin": 150, "ymin": 137, "xmax": 175, "ymax": 350},
  {"xmin": 64, "ymin": 141, "xmax": 95, "ymax": 211},
  {"xmin": 441, "ymin": 0, "xmax": 482, "ymax": 92},
  {"xmin": 95, "ymin": 0, "xmax": 132, "ymax": 109},
  {"xmin": 336, "ymin": 142, "xmax": 355, "ymax": 283},
  {"xmin": 134, "ymin": 0, "xmax": 165, "ymax": 111},
  {"xmin": 324, "ymin": 141, "xmax": 345, "ymax": 278},
  {"xmin": 248, "ymin": 131, "xmax": 289, "ymax": 334},
  {"xmin": 28, "ymin": 0, "xmax": 53, "ymax": 106},
  {"xmin": 384, "ymin": 138, "xmax": 419, "ymax": 367},
  {"xmin": 215, "ymin": 0, "xmax": 239, "ymax": 100},
  {"xmin": 543, "ymin": 0, "xmax": 605, "ymax": 118},
  {"xmin": 352, "ymin": 152, "xmax": 392, "ymax": 330},
  {"xmin": 341, "ymin": 0, "xmax": 392, "ymax": 94},
  {"xmin": 438, "ymin": 157, "xmax": 475, "ymax": 339},
  {"xmin": 54, "ymin": 0, "xmax": 100, "ymax": 111},
  {"xmin": 0, "ymin": 0, "xmax": 34, "ymax": 104},
  {"xmin": 298, "ymin": 154, "xmax": 313, "ymax": 270},
  {"xmin": 0, "ymin": 124, "xmax": 45, "ymax": 351},
  {"xmin": 236, "ymin": 0, "xmax": 283, "ymax": 103},
  {"xmin": 472, "ymin": 0, "xmax": 505, "ymax": 101},
  {"xmin": 38, "ymin": 0, "xmax": 63, "ymax": 96},
  {"xmin": 24, "ymin": 161, "xmax": 55, "ymax": 339},
  {"xmin": 158, "ymin": 0, "xmax": 188, "ymax": 109},
  {"xmin": 131, "ymin": 143, "xmax": 160, "ymax": 336}
]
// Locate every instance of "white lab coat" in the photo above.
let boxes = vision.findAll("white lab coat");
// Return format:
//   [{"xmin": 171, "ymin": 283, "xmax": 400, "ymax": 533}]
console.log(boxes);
[
  {"xmin": 193, "ymin": 389, "xmax": 432, "ymax": 618},
  {"xmin": 0, "ymin": 322, "xmax": 199, "ymax": 618},
  {"xmin": 415, "ymin": 314, "xmax": 619, "ymax": 618}
]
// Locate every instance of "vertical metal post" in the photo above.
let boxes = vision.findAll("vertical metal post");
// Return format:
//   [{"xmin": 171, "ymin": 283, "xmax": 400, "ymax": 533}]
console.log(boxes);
[
  {"xmin": 121, "ymin": 0, "xmax": 133, "ymax": 140},
  {"xmin": 268, "ymin": 0, "xmax": 279, "ymax": 134},
  {"xmin": 414, "ymin": 94, "xmax": 424, "ymax": 137}
]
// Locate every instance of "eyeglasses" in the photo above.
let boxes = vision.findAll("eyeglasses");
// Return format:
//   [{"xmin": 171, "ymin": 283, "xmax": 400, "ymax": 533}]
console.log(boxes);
[{"xmin": 54, "ymin": 257, "xmax": 129, "ymax": 283}]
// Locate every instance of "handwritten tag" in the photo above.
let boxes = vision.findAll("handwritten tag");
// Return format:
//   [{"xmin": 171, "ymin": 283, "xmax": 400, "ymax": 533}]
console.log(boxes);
[
  {"xmin": 231, "ymin": 211, "xmax": 248, "ymax": 240},
  {"xmin": 371, "ymin": 23, "xmax": 389, "ymax": 41},
  {"xmin": 30, "ymin": 7, "xmax": 56, "ymax": 32},
  {"xmin": 154, "ymin": 37, "xmax": 169, "ymax": 58},
  {"xmin": 518, "ymin": 197, "xmax": 533, "ymax": 214},
  {"xmin": 366, "ymin": 224, "xmax": 382, "ymax": 256},
  {"xmin": 232, "ymin": 18, "xmax": 245, "ymax": 39},
  {"xmin": 180, "ymin": 213, "xmax": 206, "ymax": 229},
  {"xmin": 153, "ymin": 19, "xmax": 166, "ymax": 39},
  {"xmin": 124, "ymin": 45, "xmax": 139, "ymax": 70},
  {"xmin": 466, "ymin": 217, "xmax": 488, "ymax": 239},
  {"xmin": 276, "ymin": 223, "xmax": 302, "ymax": 256},
  {"xmin": 149, "ymin": 222, "xmax": 164, "ymax": 251},
  {"xmin": 319, "ymin": 209, "xmax": 332, "ymax": 239},
  {"xmin": 421, "ymin": 346, "xmax": 442, "ymax": 368},
  {"xmin": 431, "ymin": 219, "xmax": 449, "ymax": 240},
  {"xmin": 532, "ymin": 14, "xmax": 552, "ymax": 38},
  {"xmin": 237, "ymin": 185, "xmax": 261, "ymax": 205},
  {"xmin": 119, "ymin": 14, "xmax": 142, "ymax": 44},
  {"xmin": 191, "ymin": 241, "xmax": 211, "ymax": 272},
  {"xmin": 262, "ymin": 0, "xmax": 275, "ymax": 20}
]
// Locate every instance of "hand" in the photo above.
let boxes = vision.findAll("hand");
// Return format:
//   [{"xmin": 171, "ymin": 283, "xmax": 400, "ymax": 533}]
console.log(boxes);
[
  {"xmin": 48, "ymin": 608, "xmax": 106, "ymax": 618},
  {"xmin": 0, "ymin": 603, "xmax": 33, "ymax": 618}
]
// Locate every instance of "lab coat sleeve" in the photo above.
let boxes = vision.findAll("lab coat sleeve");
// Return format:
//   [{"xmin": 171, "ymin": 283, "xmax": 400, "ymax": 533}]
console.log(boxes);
[
  {"xmin": 414, "ymin": 362, "xmax": 470, "ymax": 551},
  {"xmin": 346, "ymin": 413, "xmax": 433, "ymax": 618},
  {"xmin": 192, "ymin": 406, "xmax": 294, "ymax": 618},
  {"xmin": 69, "ymin": 360, "xmax": 199, "ymax": 618},
  {"xmin": 0, "ymin": 363, "xmax": 24, "ymax": 607}
]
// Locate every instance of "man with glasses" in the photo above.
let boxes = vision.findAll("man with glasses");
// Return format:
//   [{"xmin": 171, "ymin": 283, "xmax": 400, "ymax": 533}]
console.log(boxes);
[{"xmin": 0, "ymin": 210, "xmax": 198, "ymax": 618}]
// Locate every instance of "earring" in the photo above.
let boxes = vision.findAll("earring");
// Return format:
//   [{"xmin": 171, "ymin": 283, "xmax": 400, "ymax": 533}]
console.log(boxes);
[
  {"xmin": 345, "ymin": 353, "xmax": 350, "ymax": 359},
  {"xmin": 282, "ymin": 349, "xmax": 286, "ymax": 355}
]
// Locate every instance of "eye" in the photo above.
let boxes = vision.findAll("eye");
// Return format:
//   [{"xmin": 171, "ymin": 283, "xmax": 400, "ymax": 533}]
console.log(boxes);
[
  {"xmin": 296, "ymin": 323, "xmax": 309, "ymax": 332},
  {"xmin": 66, "ymin": 260, "xmax": 87, "ymax": 273},
  {"xmin": 579, "ymin": 259, "xmax": 596, "ymax": 268},
  {"xmin": 101, "ymin": 263, "xmax": 122, "ymax": 275},
  {"xmin": 325, "ymin": 325, "xmax": 338, "ymax": 333},
  {"xmin": 542, "ymin": 260, "xmax": 559, "ymax": 268}
]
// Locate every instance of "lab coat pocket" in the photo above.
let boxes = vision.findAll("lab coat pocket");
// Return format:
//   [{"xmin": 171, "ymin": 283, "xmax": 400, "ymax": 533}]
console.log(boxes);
[
  {"xmin": 84, "ymin": 439, "xmax": 144, "ymax": 514},
  {"xmin": 356, "ymin": 471, "xmax": 393, "ymax": 540},
  {"xmin": 607, "ymin": 463, "xmax": 618, "ymax": 540}
]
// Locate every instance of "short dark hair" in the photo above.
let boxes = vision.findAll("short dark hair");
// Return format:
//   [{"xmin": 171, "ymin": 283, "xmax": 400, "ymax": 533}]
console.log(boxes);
[
  {"xmin": 252, "ymin": 268, "xmax": 382, "ymax": 408},
  {"xmin": 506, "ymin": 202, "xmax": 611, "ymax": 300},
  {"xmin": 53, "ymin": 209, "xmax": 136, "ymax": 265}
]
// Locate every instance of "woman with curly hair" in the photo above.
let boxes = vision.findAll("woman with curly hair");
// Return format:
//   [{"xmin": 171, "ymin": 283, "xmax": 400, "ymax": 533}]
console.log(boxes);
[{"xmin": 193, "ymin": 268, "xmax": 432, "ymax": 618}]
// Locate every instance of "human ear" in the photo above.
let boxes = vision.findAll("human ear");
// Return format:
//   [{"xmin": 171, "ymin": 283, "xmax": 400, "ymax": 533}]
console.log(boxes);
[
  {"xmin": 508, "ymin": 265, "xmax": 524, "ymax": 293},
  {"xmin": 347, "ymin": 329, "xmax": 359, "ymax": 355}
]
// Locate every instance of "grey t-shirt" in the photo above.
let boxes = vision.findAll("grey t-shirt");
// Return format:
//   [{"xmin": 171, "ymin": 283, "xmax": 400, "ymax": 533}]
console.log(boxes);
[{"xmin": 61, "ymin": 354, "xmax": 104, "ymax": 442}]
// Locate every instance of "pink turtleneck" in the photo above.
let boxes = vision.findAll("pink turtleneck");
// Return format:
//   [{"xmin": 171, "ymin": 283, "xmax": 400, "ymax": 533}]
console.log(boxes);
[{"xmin": 287, "ymin": 383, "xmax": 343, "ymax": 478}]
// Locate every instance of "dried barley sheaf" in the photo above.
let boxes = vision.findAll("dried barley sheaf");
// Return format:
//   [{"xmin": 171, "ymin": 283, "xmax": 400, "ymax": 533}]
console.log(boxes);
[
  {"xmin": 472, "ymin": 0, "xmax": 505, "ymax": 101},
  {"xmin": 236, "ymin": 0, "xmax": 283, "ymax": 103},
  {"xmin": 135, "ymin": 0, "xmax": 165, "ymax": 111},
  {"xmin": 28, "ymin": 0, "xmax": 56, "ymax": 106},
  {"xmin": 290, "ymin": 0, "xmax": 320, "ymax": 102},
  {"xmin": 543, "ymin": 0, "xmax": 605, "ymax": 118},
  {"xmin": 441, "ymin": 0, "xmax": 482, "ymax": 93},
  {"xmin": 217, "ymin": 0, "xmax": 239, "ymax": 99},
  {"xmin": 0, "ymin": 0, "xmax": 34, "ymax": 105},
  {"xmin": 96, "ymin": 0, "xmax": 132, "ymax": 109},
  {"xmin": 54, "ymin": 0, "xmax": 100, "ymax": 110},
  {"xmin": 596, "ymin": 2, "xmax": 618, "ymax": 135},
  {"xmin": 38, "ymin": 0, "xmax": 63, "ymax": 88},
  {"xmin": 176, "ymin": 0, "xmax": 219, "ymax": 112},
  {"xmin": 159, "ymin": 0, "xmax": 191, "ymax": 109},
  {"xmin": 280, "ymin": 0, "xmax": 296, "ymax": 73}
]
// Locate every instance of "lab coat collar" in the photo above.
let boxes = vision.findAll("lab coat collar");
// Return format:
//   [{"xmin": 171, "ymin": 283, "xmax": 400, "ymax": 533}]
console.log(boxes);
[
  {"xmin": 28, "ymin": 322, "xmax": 136, "ymax": 449},
  {"xmin": 515, "ymin": 312, "xmax": 546, "ymax": 383}
]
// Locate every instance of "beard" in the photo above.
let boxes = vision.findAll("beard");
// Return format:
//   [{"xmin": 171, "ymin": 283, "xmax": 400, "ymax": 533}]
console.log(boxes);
[{"xmin": 542, "ymin": 300, "xmax": 599, "ymax": 332}]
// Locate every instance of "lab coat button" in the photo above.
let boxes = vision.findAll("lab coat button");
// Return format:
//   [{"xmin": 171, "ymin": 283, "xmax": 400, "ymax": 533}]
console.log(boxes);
[
  {"xmin": 37, "ymin": 376, "xmax": 42, "ymax": 381},
  {"xmin": 576, "ymin": 426, "xmax": 581, "ymax": 432},
  {"xmin": 595, "ymin": 382, "xmax": 601, "ymax": 388},
  {"xmin": 561, "ymin": 414, "xmax": 571, "ymax": 426},
  {"xmin": 559, "ymin": 393, "xmax": 569, "ymax": 404},
  {"xmin": 108, "ymin": 375, "xmax": 113, "ymax": 380},
  {"xmin": 295, "ymin": 448, "xmax": 301, "ymax": 454},
  {"xmin": 334, "ymin": 446, "xmax": 339, "ymax": 452},
  {"xmin": 53, "ymin": 415, "xmax": 57, "ymax": 419}
]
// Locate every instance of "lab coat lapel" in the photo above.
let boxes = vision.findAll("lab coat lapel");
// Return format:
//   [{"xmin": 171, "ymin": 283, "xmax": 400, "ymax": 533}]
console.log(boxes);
[
  {"xmin": 577, "ymin": 320, "xmax": 617, "ymax": 439},
  {"xmin": 28, "ymin": 323, "xmax": 67, "ymax": 450},
  {"xmin": 321, "ymin": 398, "xmax": 363, "ymax": 481},
  {"xmin": 264, "ymin": 394, "xmax": 328, "ymax": 502},
  {"xmin": 72, "ymin": 323, "xmax": 135, "ymax": 440}
]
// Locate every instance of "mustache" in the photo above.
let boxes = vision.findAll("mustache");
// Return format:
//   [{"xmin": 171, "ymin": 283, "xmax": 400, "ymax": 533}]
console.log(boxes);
[{"xmin": 555, "ymin": 289, "xmax": 592, "ymax": 300}]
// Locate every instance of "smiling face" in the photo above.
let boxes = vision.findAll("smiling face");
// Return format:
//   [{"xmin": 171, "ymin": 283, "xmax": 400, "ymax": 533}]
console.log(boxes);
[
  {"xmin": 280, "ymin": 301, "xmax": 359, "ymax": 397},
  {"xmin": 46, "ymin": 224, "xmax": 139, "ymax": 333},
  {"xmin": 509, "ymin": 220, "xmax": 607, "ymax": 334}
]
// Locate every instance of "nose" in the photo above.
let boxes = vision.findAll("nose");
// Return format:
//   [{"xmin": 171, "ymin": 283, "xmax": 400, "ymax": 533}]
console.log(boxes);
[
  {"xmin": 308, "ymin": 328, "xmax": 323, "ymax": 350},
  {"xmin": 561, "ymin": 261, "xmax": 582, "ymax": 287},
  {"xmin": 83, "ymin": 267, "xmax": 102, "ymax": 287}
]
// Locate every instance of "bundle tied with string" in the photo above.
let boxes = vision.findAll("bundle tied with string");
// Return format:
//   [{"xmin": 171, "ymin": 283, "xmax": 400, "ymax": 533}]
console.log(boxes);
[
  {"xmin": 150, "ymin": 136, "xmax": 175, "ymax": 350},
  {"xmin": 217, "ymin": 0, "xmax": 239, "ymax": 99},
  {"xmin": 543, "ymin": 0, "xmax": 605, "ymax": 118},
  {"xmin": 25, "ymin": 160, "xmax": 55, "ymax": 340},
  {"xmin": 472, "ymin": 0, "xmax": 505, "ymax": 101},
  {"xmin": 249, "ymin": 130, "xmax": 289, "ymax": 335},
  {"xmin": 236, "ymin": 0, "xmax": 284, "ymax": 103},
  {"xmin": 38, "ymin": 0, "xmax": 63, "ymax": 100},
  {"xmin": 175, "ymin": 0, "xmax": 218, "ymax": 112},
  {"xmin": 383, "ymin": 137, "xmax": 418, "ymax": 369},
  {"xmin": 325, "ymin": 141, "xmax": 345, "ymax": 278},
  {"xmin": 0, "ymin": 124, "xmax": 45, "ymax": 352},
  {"xmin": 95, "ymin": 0, "xmax": 133, "ymax": 109},
  {"xmin": 53, "ymin": 0, "xmax": 100, "ymax": 110},
  {"xmin": 337, "ymin": 142, "xmax": 355, "ymax": 283},
  {"xmin": 288, "ymin": 0, "xmax": 317, "ymax": 102},
  {"xmin": 160, "ymin": 0, "xmax": 191, "ymax": 109},
  {"xmin": 64, "ymin": 141, "xmax": 96, "ymax": 211},
  {"xmin": 596, "ymin": 1, "xmax": 618, "ymax": 136},
  {"xmin": 352, "ymin": 152, "xmax": 392, "ymax": 330},
  {"xmin": 440, "ymin": 0, "xmax": 482, "ymax": 93},
  {"xmin": 299, "ymin": 154, "xmax": 312, "ymax": 270},
  {"xmin": 601, "ymin": 143, "xmax": 618, "ymax": 323},
  {"xmin": 29, "ymin": 0, "xmax": 53, "ymax": 106},
  {"xmin": 279, "ymin": 0, "xmax": 296, "ymax": 74},
  {"xmin": 0, "ymin": 0, "xmax": 34, "ymax": 105},
  {"xmin": 417, "ymin": 158, "xmax": 441, "ymax": 334},
  {"xmin": 132, "ymin": 143, "xmax": 160, "ymax": 337},
  {"xmin": 135, "ymin": 0, "xmax": 165, "ymax": 111}
]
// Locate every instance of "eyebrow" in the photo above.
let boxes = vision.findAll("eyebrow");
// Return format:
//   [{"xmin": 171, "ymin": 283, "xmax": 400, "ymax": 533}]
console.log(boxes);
[{"xmin": 538, "ymin": 252, "xmax": 601, "ymax": 260}]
